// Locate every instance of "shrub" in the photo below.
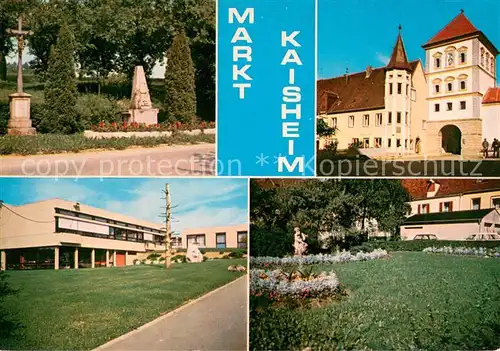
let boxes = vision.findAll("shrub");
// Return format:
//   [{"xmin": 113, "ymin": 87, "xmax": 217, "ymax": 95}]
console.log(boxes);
[
  {"xmin": 165, "ymin": 30, "xmax": 196, "ymax": 123},
  {"xmin": 350, "ymin": 240, "xmax": 500, "ymax": 253},
  {"xmin": 41, "ymin": 23, "xmax": 80, "ymax": 134},
  {"xmin": 159, "ymin": 257, "xmax": 165, "ymax": 262},
  {"xmin": 228, "ymin": 249, "xmax": 245, "ymax": 259},
  {"xmin": 147, "ymin": 253, "xmax": 161, "ymax": 260},
  {"xmin": 203, "ymin": 256, "xmax": 208, "ymax": 262},
  {"xmin": 76, "ymin": 94, "xmax": 123, "ymax": 129},
  {"xmin": 171, "ymin": 255, "xmax": 186, "ymax": 263},
  {"xmin": 250, "ymin": 226, "xmax": 293, "ymax": 258}
]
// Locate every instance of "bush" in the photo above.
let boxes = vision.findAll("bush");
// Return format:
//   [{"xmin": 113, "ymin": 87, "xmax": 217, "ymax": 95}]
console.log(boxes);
[
  {"xmin": 147, "ymin": 253, "xmax": 161, "ymax": 260},
  {"xmin": 203, "ymin": 256, "xmax": 208, "ymax": 262},
  {"xmin": 76, "ymin": 94, "xmax": 123, "ymax": 129},
  {"xmin": 350, "ymin": 240, "xmax": 500, "ymax": 253},
  {"xmin": 228, "ymin": 249, "xmax": 245, "ymax": 259},
  {"xmin": 159, "ymin": 257, "xmax": 165, "ymax": 262},
  {"xmin": 250, "ymin": 226, "xmax": 293, "ymax": 257},
  {"xmin": 0, "ymin": 133, "xmax": 215, "ymax": 155},
  {"xmin": 171, "ymin": 255, "xmax": 186, "ymax": 263}
]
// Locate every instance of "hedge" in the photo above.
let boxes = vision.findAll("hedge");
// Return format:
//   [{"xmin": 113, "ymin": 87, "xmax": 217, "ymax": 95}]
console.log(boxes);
[
  {"xmin": 174, "ymin": 248, "xmax": 247, "ymax": 254},
  {"xmin": 350, "ymin": 240, "xmax": 500, "ymax": 253}
]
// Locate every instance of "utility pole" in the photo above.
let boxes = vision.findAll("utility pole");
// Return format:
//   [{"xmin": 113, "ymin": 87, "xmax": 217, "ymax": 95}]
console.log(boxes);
[{"xmin": 162, "ymin": 183, "xmax": 172, "ymax": 269}]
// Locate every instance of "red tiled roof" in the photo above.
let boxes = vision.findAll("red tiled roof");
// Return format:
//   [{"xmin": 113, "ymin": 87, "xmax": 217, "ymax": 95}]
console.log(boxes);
[
  {"xmin": 424, "ymin": 13, "xmax": 480, "ymax": 47},
  {"xmin": 483, "ymin": 87, "xmax": 500, "ymax": 105},
  {"xmin": 317, "ymin": 61, "xmax": 419, "ymax": 114},
  {"xmin": 401, "ymin": 179, "xmax": 500, "ymax": 201}
]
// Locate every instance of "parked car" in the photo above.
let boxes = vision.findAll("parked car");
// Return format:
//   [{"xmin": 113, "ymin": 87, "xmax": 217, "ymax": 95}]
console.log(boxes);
[
  {"xmin": 413, "ymin": 234, "xmax": 438, "ymax": 240},
  {"xmin": 466, "ymin": 233, "xmax": 500, "ymax": 240}
]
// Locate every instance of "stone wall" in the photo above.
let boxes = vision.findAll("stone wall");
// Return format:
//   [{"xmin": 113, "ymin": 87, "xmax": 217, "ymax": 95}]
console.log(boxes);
[{"xmin": 423, "ymin": 118, "xmax": 482, "ymax": 156}]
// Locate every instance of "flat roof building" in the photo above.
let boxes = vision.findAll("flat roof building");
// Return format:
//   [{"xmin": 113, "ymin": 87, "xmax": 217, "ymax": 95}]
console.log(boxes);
[
  {"xmin": 181, "ymin": 224, "xmax": 248, "ymax": 249},
  {"xmin": 0, "ymin": 198, "xmax": 166, "ymax": 270}
]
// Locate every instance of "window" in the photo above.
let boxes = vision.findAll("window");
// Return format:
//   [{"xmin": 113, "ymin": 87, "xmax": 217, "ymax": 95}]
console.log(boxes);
[
  {"xmin": 411, "ymin": 88, "xmax": 416, "ymax": 101},
  {"xmin": 376, "ymin": 113, "xmax": 382, "ymax": 126},
  {"xmin": 447, "ymin": 102, "xmax": 453, "ymax": 111},
  {"xmin": 388, "ymin": 112, "xmax": 392, "ymax": 124},
  {"xmin": 397, "ymin": 83, "xmax": 402, "ymax": 94},
  {"xmin": 348, "ymin": 115, "xmax": 354, "ymax": 128},
  {"xmin": 440, "ymin": 201, "xmax": 453, "ymax": 212},
  {"xmin": 435, "ymin": 84, "xmax": 440, "ymax": 93},
  {"xmin": 187, "ymin": 234, "xmax": 206, "ymax": 247},
  {"xmin": 389, "ymin": 83, "xmax": 393, "ymax": 95},
  {"xmin": 492, "ymin": 198, "xmax": 500, "ymax": 209},
  {"xmin": 363, "ymin": 114, "xmax": 369, "ymax": 127},
  {"xmin": 331, "ymin": 117, "xmax": 337, "ymax": 128},
  {"xmin": 362, "ymin": 138, "xmax": 369, "ymax": 148},
  {"xmin": 434, "ymin": 104, "xmax": 440, "ymax": 112},
  {"xmin": 397, "ymin": 112, "xmax": 401, "ymax": 124},
  {"xmin": 374, "ymin": 137, "xmax": 382, "ymax": 148},
  {"xmin": 388, "ymin": 138, "xmax": 392, "ymax": 147},
  {"xmin": 447, "ymin": 82, "xmax": 453, "ymax": 92},
  {"xmin": 396, "ymin": 139, "xmax": 401, "ymax": 147},
  {"xmin": 460, "ymin": 80, "xmax": 466, "ymax": 90},
  {"xmin": 481, "ymin": 48, "xmax": 485, "ymax": 66},
  {"xmin": 491, "ymin": 60, "xmax": 495, "ymax": 74},
  {"xmin": 472, "ymin": 198, "xmax": 481, "ymax": 210},
  {"xmin": 216, "ymin": 232, "xmax": 226, "ymax": 249},
  {"xmin": 435, "ymin": 57, "xmax": 441, "ymax": 68},
  {"xmin": 460, "ymin": 52, "xmax": 466, "ymax": 63},
  {"xmin": 486, "ymin": 54, "xmax": 490, "ymax": 70},
  {"xmin": 460, "ymin": 101, "xmax": 466, "ymax": 110},
  {"xmin": 405, "ymin": 112, "xmax": 408, "ymax": 125},
  {"xmin": 405, "ymin": 84, "xmax": 408, "ymax": 96},
  {"xmin": 421, "ymin": 204, "xmax": 430, "ymax": 214},
  {"xmin": 237, "ymin": 231, "xmax": 247, "ymax": 249},
  {"xmin": 351, "ymin": 138, "xmax": 360, "ymax": 146}
]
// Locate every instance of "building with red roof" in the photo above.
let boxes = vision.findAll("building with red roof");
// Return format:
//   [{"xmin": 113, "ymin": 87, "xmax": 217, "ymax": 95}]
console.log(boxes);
[{"xmin": 317, "ymin": 11, "xmax": 499, "ymax": 158}]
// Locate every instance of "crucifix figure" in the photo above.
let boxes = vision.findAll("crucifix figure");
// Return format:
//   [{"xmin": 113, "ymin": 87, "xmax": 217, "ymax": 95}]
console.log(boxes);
[{"xmin": 6, "ymin": 16, "xmax": 33, "ymax": 94}]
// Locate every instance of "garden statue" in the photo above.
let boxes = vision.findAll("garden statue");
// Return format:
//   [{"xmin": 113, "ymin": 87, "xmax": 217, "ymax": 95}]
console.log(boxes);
[
  {"xmin": 186, "ymin": 243, "xmax": 203, "ymax": 263},
  {"xmin": 126, "ymin": 66, "xmax": 158, "ymax": 124},
  {"xmin": 293, "ymin": 227, "xmax": 308, "ymax": 257}
]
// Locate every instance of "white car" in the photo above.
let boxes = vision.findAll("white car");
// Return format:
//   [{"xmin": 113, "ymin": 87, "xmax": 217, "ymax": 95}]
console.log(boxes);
[{"xmin": 466, "ymin": 233, "xmax": 500, "ymax": 240}]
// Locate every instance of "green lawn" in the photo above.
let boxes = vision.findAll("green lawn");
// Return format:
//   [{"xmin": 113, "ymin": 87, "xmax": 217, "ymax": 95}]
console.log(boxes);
[
  {"xmin": 1, "ymin": 260, "xmax": 246, "ymax": 350},
  {"xmin": 250, "ymin": 252, "xmax": 500, "ymax": 350}
]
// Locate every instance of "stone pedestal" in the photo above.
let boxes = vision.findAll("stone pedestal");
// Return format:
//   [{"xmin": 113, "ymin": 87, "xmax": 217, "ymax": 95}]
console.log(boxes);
[
  {"xmin": 8, "ymin": 92, "xmax": 36, "ymax": 135},
  {"xmin": 127, "ymin": 108, "xmax": 159, "ymax": 125}
]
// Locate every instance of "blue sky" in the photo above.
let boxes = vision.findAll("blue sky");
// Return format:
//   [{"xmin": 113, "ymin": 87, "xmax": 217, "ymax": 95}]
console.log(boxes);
[
  {"xmin": 0, "ymin": 178, "xmax": 248, "ymax": 234},
  {"xmin": 318, "ymin": 0, "xmax": 500, "ymax": 83}
]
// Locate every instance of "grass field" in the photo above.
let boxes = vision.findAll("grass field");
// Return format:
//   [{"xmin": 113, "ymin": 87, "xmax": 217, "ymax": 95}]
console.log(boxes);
[
  {"xmin": 250, "ymin": 252, "xmax": 500, "ymax": 350},
  {"xmin": 0, "ymin": 260, "xmax": 246, "ymax": 350}
]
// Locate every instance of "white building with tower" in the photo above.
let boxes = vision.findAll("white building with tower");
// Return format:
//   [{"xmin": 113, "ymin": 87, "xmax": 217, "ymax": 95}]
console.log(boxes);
[{"xmin": 317, "ymin": 11, "xmax": 500, "ymax": 158}]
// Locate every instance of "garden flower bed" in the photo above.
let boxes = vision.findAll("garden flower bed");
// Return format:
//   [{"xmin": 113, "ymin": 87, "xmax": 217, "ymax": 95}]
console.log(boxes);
[
  {"xmin": 423, "ymin": 246, "xmax": 500, "ymax": 257},
  {"xmin": 90, "ymin": 120, "xmax": 215, "ymax": 133},
  {"xmin": 250, "ymin": 268, "xmax": 345, "ymax": 301},
  {"xmin": 250, "ymin": 248, "xmax": 388, "ymax": 267}
]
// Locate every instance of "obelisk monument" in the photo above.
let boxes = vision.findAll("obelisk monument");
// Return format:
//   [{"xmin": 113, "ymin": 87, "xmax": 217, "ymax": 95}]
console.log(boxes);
[
  {"xmin": 127, "ymin": 66, "xmax": 158, "ymax": 124},
  {"xmin": 7, "ymin": 16, "xmax": 35, "ymax": 135}
]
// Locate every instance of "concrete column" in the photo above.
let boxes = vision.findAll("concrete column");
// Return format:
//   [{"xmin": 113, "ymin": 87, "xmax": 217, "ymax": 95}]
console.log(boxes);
[
  {"xmin": 125, "ymin": 251, "xmax": 128, "ymax": 266},
  {"xmin": 91, "ymin": 249, "xmax": 95, "ymax": 269},
  {"xmin": 106, "ymin": 250, "xmax": 110, "ymax": 267},
  {"xmin": 54, "ymin": 247, "xmax": 59, "ymax": 270},
  {"xmin": 1, "ymin": 250, "xmax": 6, "ymax": 271},
  {"xmin": 74, "ymin": 247, "xmax": 79, "ymax": 269},
  {"xmin": 113, "ymin": 251, "xmax": 117, "ymax": 267}
]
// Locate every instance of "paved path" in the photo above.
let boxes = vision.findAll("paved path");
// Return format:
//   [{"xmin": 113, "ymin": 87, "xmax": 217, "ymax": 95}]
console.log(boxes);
[
  {"xmin": 0, "ymin": 144, "xmax": 215, "ymax": 176},
  {"xmin": 95, "ymin": 276, "xmax": 247, "ymax": 351}
]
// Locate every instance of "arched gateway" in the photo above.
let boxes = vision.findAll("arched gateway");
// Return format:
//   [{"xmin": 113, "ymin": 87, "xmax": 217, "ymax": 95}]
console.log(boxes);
[{"xmin": 440, "ymin": 125, "xmax": 462, "ymax": 155}]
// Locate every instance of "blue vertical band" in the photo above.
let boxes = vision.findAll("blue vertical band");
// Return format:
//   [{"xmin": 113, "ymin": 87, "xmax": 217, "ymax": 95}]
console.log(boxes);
[{"xmin": 217, "ymin": 0, "xmax": 316, "ymax": 176}]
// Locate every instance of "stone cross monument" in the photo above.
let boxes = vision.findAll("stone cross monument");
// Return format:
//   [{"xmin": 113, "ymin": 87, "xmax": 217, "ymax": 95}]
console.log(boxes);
[
  {"xmin": 127, "ymin": 66, "xmax": 158, "ymax": 125},
  {"xmin": 6, "ymin": 16, "xmax": 35, "ymax": 135}
]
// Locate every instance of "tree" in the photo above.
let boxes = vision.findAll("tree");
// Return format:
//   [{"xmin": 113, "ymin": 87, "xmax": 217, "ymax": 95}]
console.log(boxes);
[
  {"xmin": 172, "ymin": 0, "xmax": 215, "ymax": 120},
  {"xmin": 164, "ymin": 30, "xmax": 196, "ymax": 123},
  {"xmin": 317, "ymin": 118, "xmax": 336, "ymax": 138},
  {"xmin": 28, "ymin": 0, "xmax": 79, "ymax": 79},
  {"xmin": 41, "ymin": 22, "xmax": 79, "ymax": 133}
]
